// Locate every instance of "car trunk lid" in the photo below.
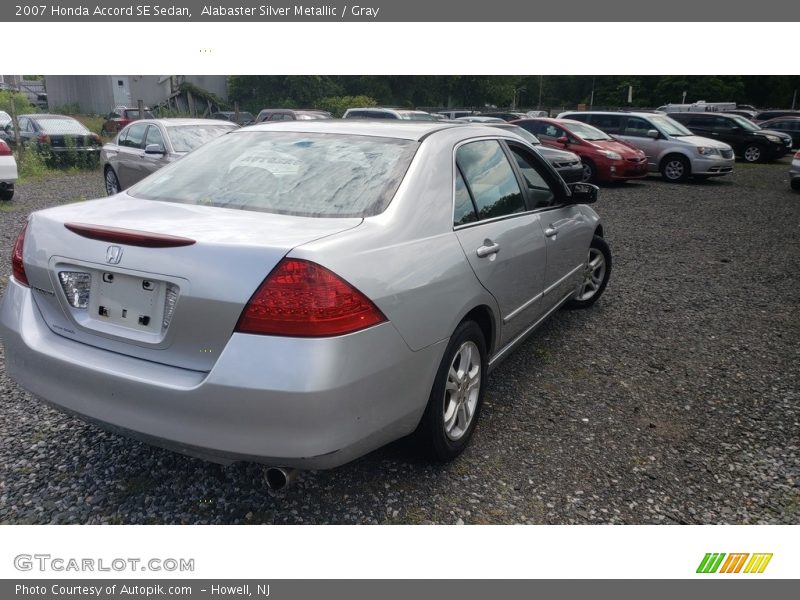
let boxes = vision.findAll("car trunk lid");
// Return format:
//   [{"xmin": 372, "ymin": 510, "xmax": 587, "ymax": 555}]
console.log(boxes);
[{"xmin": 23, "ymin": 195, "xmax": 362, "ymax": 371}]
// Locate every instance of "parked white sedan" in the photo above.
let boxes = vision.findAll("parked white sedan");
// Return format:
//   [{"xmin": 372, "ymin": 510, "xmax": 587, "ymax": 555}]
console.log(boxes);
[{"xmin": 0, "ymin": 138, "xmax": 17, "ymax": 201}]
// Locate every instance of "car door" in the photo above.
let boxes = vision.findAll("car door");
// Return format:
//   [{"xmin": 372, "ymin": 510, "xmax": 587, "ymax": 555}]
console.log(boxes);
[
  {"xmin": 506, "ymin": 142, "xmax": 591, "ymax": 309},
  {"xmin": 452, "ymin": 139, "xmax": 548, "ymax": 347},
  {"xmin": 618, "ymin": 116, "xmax": 660, "ymax": 168},
  {"xmin": 115, "ymin": 122, "xmax": 148, "ymax": 188}
]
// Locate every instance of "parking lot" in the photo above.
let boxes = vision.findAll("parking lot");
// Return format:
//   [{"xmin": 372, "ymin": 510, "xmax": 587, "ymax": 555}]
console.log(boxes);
[{"xmin": 0, "ymin": 160, "xmax": 798, "ymax": 524}]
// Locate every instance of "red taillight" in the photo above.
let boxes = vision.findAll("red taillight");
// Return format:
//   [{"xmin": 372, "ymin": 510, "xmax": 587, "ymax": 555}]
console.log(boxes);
[
  {"xmin": 11, "ymin": 221, "xmax": 29, "ymax": 287},
  {"xmin": 0, "ymin": 140, "xmax": 11, "ymax": 156},
  {"xmin": 795, "ymin": 150, "xmax": 800, "ymax": 159},
  {"xmin": 236, "ymin": 258, "xmax": 386, "ymax": 337}
]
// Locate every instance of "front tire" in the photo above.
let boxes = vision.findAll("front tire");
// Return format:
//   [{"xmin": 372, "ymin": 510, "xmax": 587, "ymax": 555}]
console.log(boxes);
[
  {"xmin": 565, "ymin": 235, "xmax": 612, "ymax": 309},
  {"xmin": 660, "ymin": 155, "xmax": 691, "ymax": 182},
  {"xmin": 791, "ymin": 178, "xmax": 800, "ymax": 191},
  {"xmin": 417, "ymin": 320, "xmax": 487, "ymax": 461},
  {"xmin": 104, "ymin": 167, "xmax": 121, "ymax": 196},
  {"xmin": 0, "ymin": 185, "xmax": 13, "ymax": 202},
  {"xmin": 581, "ymin": 158, "xmax": 596, "ymax": 183}
]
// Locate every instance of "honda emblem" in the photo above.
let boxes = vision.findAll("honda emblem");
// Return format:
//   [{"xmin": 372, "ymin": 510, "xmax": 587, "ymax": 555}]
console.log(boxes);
[{"xmin": 105, "ymin": 246, "xmax": 123, "ymax": 264}]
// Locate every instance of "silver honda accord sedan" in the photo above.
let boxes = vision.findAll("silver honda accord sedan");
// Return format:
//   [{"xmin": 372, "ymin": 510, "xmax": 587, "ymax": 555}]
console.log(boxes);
[{"xmin": 0, "ymin": 120, "xmax": 611, "ymax": 474}]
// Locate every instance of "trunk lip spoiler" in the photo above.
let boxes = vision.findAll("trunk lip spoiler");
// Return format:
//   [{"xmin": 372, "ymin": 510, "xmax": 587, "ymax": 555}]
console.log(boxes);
[{"xmin": 64, "ymin": 222, "xmax": 196, "ymax": 248}]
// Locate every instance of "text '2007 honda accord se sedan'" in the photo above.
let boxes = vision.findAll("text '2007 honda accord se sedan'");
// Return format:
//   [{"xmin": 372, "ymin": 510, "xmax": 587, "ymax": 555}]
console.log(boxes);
[{"xmin": 0, "ymin": 121, "xmax": 611, "ymax": 481}]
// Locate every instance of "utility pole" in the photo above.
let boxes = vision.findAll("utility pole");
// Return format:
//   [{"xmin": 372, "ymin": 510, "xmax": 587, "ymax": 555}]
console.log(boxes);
[
  {"xmin": 590, "ymin": 76, "xmax": 595, "ymax": 109},
  {"xmin": 537, "ymin": 76, "xmax": 543, "ymax": 110}
]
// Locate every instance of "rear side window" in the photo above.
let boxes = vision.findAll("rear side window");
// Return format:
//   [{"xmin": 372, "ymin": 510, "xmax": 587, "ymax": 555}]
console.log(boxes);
[
  {"xmin": 456, "ymin": 140, "xmax": 524, "ymax": 221},
  {"xmin": 589, "ymin": 114, "xmax": 622, "ymax": 133},
  {"xmin": 130, "ymin": 131, "xmax": 419, "ymax": 218}
]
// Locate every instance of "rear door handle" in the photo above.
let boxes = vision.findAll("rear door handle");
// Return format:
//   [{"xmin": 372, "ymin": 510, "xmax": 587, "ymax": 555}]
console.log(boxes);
[
  {"xmin": 476, "ymin": 241, "xmax": 500, "ymax": 258},
  {"xmin": 544, "ymin": 227, "xmax": 558, "ymax": 238}
]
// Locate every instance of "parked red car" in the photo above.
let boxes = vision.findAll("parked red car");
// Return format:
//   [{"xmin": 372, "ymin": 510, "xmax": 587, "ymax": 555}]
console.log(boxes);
[
  {"xmin": 100, "ymin": 106, "xmax": 154, "ymax": 135},
  {"xmin": 511, "ymin": 117, "xmax": 648, "ymax": 183}
]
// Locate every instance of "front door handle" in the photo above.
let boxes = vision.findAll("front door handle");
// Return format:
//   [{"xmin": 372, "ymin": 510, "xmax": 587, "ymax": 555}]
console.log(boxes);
[
  {"xmin": 544, "ymin": 227, "xmax": 558, "ymax": 238},
  {"xmin": 476, "ymin": 240, "xmax": 500, "ymax": 258}
]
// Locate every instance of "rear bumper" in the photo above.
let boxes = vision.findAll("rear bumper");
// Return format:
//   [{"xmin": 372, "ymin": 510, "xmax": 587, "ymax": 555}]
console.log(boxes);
[
  {"xmin": 0, "ymin": 279, "xmax": 445, "ymax": 469},
  {"xmin": 0, "ymin": 156, "xmax": 17, "ymax": 182}
]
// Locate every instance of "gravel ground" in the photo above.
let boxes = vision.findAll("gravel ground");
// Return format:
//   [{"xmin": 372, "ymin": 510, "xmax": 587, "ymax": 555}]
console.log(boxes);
[{"xmin": 0, "ymin": 162, "xmax": 798, "ymax": 525}]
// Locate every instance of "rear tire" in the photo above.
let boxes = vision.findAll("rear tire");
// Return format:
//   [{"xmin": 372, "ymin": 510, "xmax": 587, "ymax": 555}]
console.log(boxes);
[
  {"xmin": 417, "ymin": 320, "xmax": 487, "ymax": 462},
  {"xmin": 104, "ymin": 167, "xmax": 121, "ymax": 196},
  {"xmin": 0, "ymin": 186, "xmax": 13, "ymax": 202},
  {"xmin": 791, "ymin": 178, "xmax": 800, "ymax": 191},
  {"xmin": 565, "ymin": 235, "xmax": 612, "ymax": 309}
]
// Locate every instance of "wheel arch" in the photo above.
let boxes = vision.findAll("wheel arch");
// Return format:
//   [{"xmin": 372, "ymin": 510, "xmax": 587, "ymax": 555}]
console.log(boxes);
[{"xmin": 460, "ymin": 305, "xmax": 497, "ymax": 358}]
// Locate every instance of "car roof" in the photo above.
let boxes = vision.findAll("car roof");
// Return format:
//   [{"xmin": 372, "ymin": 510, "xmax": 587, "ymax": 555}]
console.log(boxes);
[
  {"xmin": 120, "ymin": 118, "xmax": 237, "ymax": 127},
  {"xmin": 239, "ymin": 119, "xmax": 497, "ymax": 141}
]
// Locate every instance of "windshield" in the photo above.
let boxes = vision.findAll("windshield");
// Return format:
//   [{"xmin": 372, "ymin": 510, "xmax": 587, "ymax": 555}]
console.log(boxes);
[
  {"xmin": 730, "ymin": 115, "xmax": 760, "ymax": 131},
  {"xmin": 649, "ymin": 115, "xmax": 693, "ymax": 137},
  {"xmin": 565, "ymin": 122, "xmax": 611, "ymax": 141},
  {"xmin": 166, "ymin": 124, "xmax": 236, "ymax": 152},
  {"xmin": 129, "ymin": 131, "xmax": 419, "ymax": 218}
]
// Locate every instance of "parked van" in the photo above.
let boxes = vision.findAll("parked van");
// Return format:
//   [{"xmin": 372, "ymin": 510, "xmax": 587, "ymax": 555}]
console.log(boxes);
[
  {"xmin": 656, "ymin": 101, "xmax": 737, "ymax": 113},
  {"xmin": 558, "ymin": 110, "xmax": 735, "ymax": 182}
]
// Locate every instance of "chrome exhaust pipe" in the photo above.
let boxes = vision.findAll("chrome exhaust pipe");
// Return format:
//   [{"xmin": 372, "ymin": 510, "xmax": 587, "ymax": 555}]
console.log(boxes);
[{"xmin": 264, "ymin": 467, "xmax": 298, "ymax": 491}]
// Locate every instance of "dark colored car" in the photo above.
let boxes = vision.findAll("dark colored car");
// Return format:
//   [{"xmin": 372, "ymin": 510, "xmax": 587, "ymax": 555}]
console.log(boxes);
[
  {"xmin": 1, "ymin": 114, "xmax": 102, "ymax": 162},
  {"xmin": 670, "ymin": 112, "xmax": 792, "ymax": 162},
  {"xmin": 210, "ymin": 111, "xmax": 255, "ymax": 126},
  {"xmin": 758, "ymin": 117, "xmax": 800, "ymax": 149},
  {"xmin": 487, "ymin": 123, "xmax": 584, "ymax": 183},
  {"xmin": 753, "ymin": 110, "xmax": 800, "ymax": 124},
  {"xmin": 726, "ymin": 109, "xmax": 757, "ymax": 121},
  {"xmin": 512, "ymin": 118, "xmax": 649, "ymax": 183},
  {"xmin": 101, "ymin": 107, "xmax": 154, "ymax": 135},
  {"xmin": 256, "ymin": 109, "xmax": 333, "ymax": 123}
]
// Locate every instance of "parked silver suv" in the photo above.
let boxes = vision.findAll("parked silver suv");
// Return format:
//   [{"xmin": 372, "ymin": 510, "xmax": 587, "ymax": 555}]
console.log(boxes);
[{"xmin": 558, "ymin": 111, "xmax": 735, "ymax": 182}]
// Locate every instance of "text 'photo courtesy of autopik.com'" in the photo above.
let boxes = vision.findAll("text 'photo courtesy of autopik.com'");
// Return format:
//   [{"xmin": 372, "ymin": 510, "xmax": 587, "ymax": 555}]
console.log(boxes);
[{"xmin": 1, "ymin": 0, "xmax": 799, "ymax": 596}]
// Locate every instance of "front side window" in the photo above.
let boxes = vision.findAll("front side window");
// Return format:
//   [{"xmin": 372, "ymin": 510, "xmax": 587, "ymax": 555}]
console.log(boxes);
[
  {"xmin": 455, "ymin": 140, "xmax": 524, "ymax": 221},
  {"xmin": 144, "ymin": 125, "xmax": 165, "ymax": 149},
  {"xmin": 121, "ymin": 123, "xmax": 148, "ymax": 149},
  {"xmin": 508, "ymin": 146, "xmax": 557, "ymax": 210},
  {"xmin": 623, "ymin": 117, "xmax": 653, "ymax": 137}
]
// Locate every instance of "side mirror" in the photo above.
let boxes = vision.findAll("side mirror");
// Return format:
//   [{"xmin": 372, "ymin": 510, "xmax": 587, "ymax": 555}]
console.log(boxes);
[
  {"xmin": 647, "ymin": 129, "xmax": 659, "ymax": 139},
  {"xmin": 556, "ymin": 136, "xmax": 569, "ymax": 145},
  {"xmin": 144, "ymin": 144, "xmax": 165, "ymax": 155},
  {"xmin": 567, "ymin": 182, "xmax": 599, "ymax": 204}
]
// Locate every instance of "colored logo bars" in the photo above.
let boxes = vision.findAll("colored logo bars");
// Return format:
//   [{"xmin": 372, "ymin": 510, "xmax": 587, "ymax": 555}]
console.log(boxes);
[{"xmin": 696, "ymin": 553, "xmax": 773, "ymax": 574}]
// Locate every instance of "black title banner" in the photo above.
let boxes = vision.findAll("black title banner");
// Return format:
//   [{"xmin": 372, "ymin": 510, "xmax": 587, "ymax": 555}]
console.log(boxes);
[{"xmin": 5, "ymin": 0, "xmax": 800, "ymax": 21}]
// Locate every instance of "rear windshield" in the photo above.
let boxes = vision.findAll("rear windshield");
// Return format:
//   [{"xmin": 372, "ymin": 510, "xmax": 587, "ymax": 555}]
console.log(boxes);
[
  {"xmin": 37, "ymin": 118, "xmax": 90, "ymax": 134},
  {"xmin": 129, "ymin": 131, "xmax": 419, "ymax": 218},
  {"xmin": 166, "ymin": 124, "xmax": 236, "ymax": 152}
]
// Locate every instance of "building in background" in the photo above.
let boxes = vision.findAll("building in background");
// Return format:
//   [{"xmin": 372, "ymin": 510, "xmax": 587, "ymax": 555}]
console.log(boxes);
[{"xmin": 43, "ymin": 76, "xmax": 228, "ymax": 114}]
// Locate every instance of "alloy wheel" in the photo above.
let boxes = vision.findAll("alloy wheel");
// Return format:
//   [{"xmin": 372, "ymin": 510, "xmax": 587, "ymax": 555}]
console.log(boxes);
[
  {"xmin": 442, "ymin": 340, "xmax": 481, "ymax": 441},
  {"xmin": 575, "ymin": 247, "xmax": 607, "ymax": 302}
]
